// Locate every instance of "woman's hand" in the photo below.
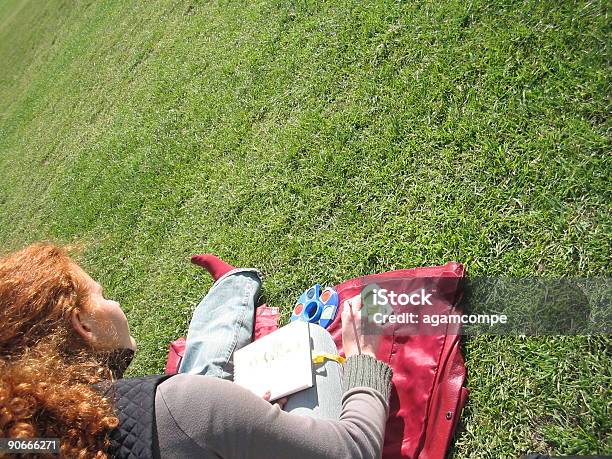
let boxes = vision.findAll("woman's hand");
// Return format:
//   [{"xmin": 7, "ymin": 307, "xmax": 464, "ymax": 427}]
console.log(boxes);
[
  {"xmin": 341, "ymin": 295, "xmax": 382, "ymax": 358},
  {"xmin": 263, "ymin": 390, "xmax": 288, "ymax": 409}
]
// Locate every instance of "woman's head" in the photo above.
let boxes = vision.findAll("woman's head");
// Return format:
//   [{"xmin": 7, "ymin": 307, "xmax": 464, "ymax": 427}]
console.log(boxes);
[
  {"xmin": 0, "ymin": 243, "xmax": 130, "ymax": 457},
  {"xmin": 0, "ymin": 243, "xmax": 135, "ymax": 358}
]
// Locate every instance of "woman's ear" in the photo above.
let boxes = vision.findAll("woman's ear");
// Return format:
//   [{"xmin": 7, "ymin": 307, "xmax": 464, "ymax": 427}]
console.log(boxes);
[{"xmin": 70, "ymin": 308, "xmax": 95, "ymax": 344}]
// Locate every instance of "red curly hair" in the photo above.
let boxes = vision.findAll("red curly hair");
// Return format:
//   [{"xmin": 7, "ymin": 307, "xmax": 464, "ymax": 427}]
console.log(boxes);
[{"xmin": 0, "ymin": 243, "xmax": 119, "ymax": 458}]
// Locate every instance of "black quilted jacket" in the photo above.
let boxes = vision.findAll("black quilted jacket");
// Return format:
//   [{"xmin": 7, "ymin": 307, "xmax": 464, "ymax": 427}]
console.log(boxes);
[{"xmin": 103, "ymin": 374, "xmax": 173, "ymax": 459}]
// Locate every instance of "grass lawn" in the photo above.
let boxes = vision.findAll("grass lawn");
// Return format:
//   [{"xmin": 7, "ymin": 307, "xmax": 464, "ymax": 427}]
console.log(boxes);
[{"xmin": 0, "ymin": 0, "xmax": 609, "ymax": 456}]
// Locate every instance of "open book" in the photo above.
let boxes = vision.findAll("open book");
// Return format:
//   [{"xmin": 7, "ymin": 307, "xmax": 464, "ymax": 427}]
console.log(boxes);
[{"xmin": 233, "ymin": 320, "xmax": 313, "ymax": 401}]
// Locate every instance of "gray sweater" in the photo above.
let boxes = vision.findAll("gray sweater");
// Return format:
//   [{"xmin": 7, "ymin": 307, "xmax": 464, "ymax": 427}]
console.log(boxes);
[{"xmin": 155, "ymin": 354, "xmax": 393, "ymax": 458}]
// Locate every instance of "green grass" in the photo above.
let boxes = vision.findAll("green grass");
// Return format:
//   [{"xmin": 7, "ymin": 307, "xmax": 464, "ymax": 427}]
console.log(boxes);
[{"xmin": 0, "ymin": 0, "xmax": 610, "ymax": 456}]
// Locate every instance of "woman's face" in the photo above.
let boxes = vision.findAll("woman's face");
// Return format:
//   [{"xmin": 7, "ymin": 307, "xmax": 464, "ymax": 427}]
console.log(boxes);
[{"xmin": 70, "ymin": 263, "xmax": 137, "ymax": 352}]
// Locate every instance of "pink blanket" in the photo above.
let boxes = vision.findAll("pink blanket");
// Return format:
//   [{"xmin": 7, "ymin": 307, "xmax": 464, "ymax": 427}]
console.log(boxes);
[{"xmin": 166, "ymin": 262, "xmax": 468, "ymax": 459}]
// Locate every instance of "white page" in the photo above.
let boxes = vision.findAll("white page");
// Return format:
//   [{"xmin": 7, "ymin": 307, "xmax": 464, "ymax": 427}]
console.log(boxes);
[{"xmin": 233, "ymin": 321, "xmax": 313, "ymax": 401}]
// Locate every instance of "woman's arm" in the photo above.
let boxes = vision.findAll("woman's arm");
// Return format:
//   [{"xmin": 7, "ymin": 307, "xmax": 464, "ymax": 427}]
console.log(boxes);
[
  {"xmin": 155, "ymin": 356, "xmax": 392, "ymax": 459},
  {"xmin": 155, "ymin": 295, "xmax": 391, "ymax": 458}
]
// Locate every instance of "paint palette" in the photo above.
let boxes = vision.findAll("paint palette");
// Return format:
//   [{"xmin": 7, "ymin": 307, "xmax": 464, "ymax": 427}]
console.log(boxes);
[{"xmin": 290, "ymin": 284, "xmax": 339, "ymax": 329}]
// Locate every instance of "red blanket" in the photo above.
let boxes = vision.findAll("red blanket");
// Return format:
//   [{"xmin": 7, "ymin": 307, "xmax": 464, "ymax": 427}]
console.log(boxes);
[{"xmin": 166, "ymin": 262, "xmax": 468, "ymax": 459}]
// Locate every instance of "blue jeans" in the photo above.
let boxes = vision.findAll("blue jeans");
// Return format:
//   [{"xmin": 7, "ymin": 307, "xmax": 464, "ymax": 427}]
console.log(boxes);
[{"xmin": 178, "ymin": 269, "xmax": 343, "ymax": 420}]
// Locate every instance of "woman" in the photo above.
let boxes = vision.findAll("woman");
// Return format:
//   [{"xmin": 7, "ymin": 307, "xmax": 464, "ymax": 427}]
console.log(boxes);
[{"xmin": 0, "ymin": 243, "xmax": 392, "ymax": 458}]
